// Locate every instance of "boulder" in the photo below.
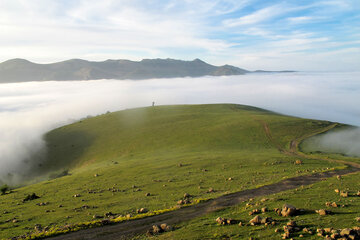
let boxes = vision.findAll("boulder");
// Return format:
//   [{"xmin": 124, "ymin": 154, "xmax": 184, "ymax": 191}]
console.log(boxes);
[
  {"xmin": 281, "ymin": 204, "xmax": 297, "ymax": 217},
  {"xmin": 249, "ymin": 215, "xmax": 262, "ymax": 225},
  {"xmin": 316, "ymin": 209, "xmax": 329, "ymax": 216}
]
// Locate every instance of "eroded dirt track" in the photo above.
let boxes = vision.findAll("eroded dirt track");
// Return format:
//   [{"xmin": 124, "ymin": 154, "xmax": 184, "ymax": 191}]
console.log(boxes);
[{"xmin": 48, "ymin": 123, "xmax": 360, "ymax": 240}]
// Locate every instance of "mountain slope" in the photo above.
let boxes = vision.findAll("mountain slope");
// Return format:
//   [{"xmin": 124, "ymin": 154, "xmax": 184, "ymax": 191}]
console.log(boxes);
[
  {"xmin": 0, "ymin": 104, "xmax": 345, "ymax": 239},
  {"xmin": 0, "ymin": 58, "xmax": 249, "ymax": 83}
]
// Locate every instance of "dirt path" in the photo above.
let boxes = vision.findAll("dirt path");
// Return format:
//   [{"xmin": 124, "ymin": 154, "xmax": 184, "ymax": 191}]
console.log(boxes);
[{"xmin": 48, "ymin": 123, "xmax": 360, "ymax": 240}]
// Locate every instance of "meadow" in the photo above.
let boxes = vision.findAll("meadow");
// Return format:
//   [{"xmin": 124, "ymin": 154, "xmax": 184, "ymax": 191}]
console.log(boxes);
[{"xmin": 0, "ymin": 104, "xmax": 354, "ymax": 239}]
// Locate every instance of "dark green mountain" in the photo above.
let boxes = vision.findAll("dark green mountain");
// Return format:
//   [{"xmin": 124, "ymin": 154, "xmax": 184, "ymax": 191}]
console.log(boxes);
[{"xmin": 0, "ymin": 58, "xmax": 249, "ymax": 82}]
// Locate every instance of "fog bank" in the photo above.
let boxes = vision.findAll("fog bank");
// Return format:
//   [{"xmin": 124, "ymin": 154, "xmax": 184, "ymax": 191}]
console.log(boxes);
[
  {"xmin": 303, "ymin": 128, "xmax": 360, "ymax": 157},
  {"xmin": 1, "ymin": 71, "xmax": 359, "ymax": 184}
]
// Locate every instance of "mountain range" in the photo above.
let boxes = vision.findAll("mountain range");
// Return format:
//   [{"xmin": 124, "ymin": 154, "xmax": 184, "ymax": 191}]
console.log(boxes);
[{"xmin": 0, "ymin": 58, "xmax": 250, "ymax": 83}]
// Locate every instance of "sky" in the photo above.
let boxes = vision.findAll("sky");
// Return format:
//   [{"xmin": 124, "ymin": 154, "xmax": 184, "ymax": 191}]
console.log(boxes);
[{"xmin": 0, "ymin": 0, "xmax": 359, "ymax": 71}]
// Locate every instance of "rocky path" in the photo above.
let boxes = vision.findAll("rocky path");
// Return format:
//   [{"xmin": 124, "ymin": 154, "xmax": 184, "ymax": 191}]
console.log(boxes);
[{"xmin": 48, "ymin": 123, "xmax": 360, "ymax": 240}]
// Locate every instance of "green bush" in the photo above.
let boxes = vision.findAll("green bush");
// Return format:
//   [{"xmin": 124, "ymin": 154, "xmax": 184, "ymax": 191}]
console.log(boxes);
[{"xmin": 1, "ymin": 184, "xmax": 9, "ymax": 195}]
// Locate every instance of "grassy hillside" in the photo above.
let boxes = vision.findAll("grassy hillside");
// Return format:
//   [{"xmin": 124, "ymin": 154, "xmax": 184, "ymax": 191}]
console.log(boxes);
[{"xmin": 0, "ymin": 104, "xmax": 346, "ymax": 239}]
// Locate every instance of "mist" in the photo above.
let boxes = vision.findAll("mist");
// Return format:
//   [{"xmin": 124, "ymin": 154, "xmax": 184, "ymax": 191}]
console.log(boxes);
[{"xmin": 1, "ymin": 71, "xmax": 359, "ymax": 185}]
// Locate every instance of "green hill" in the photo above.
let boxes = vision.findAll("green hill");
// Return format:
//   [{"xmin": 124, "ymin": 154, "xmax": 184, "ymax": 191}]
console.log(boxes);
[{"xmin": 0, "ymin": 104, "xmax": 349, "ymax": 239}]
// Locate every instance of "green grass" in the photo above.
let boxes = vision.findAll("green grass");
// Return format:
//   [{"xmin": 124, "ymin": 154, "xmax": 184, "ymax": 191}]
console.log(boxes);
[
  {"xmin": 149, "ymin": 170, "xmax": 360, "ymax": 240},
  {"xmin": 0, "ymin": 104, "xmax": 348, "ymax": 239}
]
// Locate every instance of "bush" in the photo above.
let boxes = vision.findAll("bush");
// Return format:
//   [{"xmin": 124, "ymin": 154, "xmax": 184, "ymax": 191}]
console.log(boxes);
[{"xmin": 1, "ymin": 185, "xmax": 9, "ymax": 195}]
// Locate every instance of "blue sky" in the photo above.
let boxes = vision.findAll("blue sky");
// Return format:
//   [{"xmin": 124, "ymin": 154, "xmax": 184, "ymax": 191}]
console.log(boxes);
[{"xmin": 0, "ymin": 0, "xmax": 359, "ymax": 70}]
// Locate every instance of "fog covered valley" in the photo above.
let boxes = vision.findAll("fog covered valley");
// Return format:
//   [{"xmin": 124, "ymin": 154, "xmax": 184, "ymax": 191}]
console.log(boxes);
[{"xmin": 1, "ymin": 71, "xmax": 359, "ymax": 185}]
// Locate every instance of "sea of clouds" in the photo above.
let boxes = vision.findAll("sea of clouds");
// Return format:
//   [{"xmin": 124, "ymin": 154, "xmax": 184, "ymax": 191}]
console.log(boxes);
[{"xmin": 1, "ymin": 71, "xmax": 359, "ymax": 184}]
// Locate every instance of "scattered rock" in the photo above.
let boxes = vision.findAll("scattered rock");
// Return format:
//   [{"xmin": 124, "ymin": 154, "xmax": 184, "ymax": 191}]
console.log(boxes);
[
  {"xmin": 152, "ymin": 224, "xmax": 162, "ymax": 234},
  {"xmin": 249, "ymin": 215, "xmax": 262, "ymax": 225},
  {"xmin": 325, "ymin": 201, "xmax": 338, "ymax": 208},
  {"xmin": 183, "ymin": 193, "xmax": 191, "ymax": 198},
  {"xmin": 92, "ymin": 214, "xmax": 102, "ymax": 219},
  {"xmin": 207, "ymin": 188, "xmax": 215, "ymax": 193},
  {"xmin": 34, "ymin": 224, "xmax": 42, "ymax": 232},
  {"xmin": 160, "ymin": 223, "xmax": 172, "ymax": 232},
  {"xmin": 316, "ymin": 209, "xmax": 329, "ymax": 216},
  {"xmin": 336, "ymin": 175, "xmax": 342, "ymax": 180},
  {"xmin": 177, "ymin": 199, "xmax": 191, "ymax": 205},
  {"xmin": 340, "ymin": 191, "xmax": 349, "ymax": 197},
  {"xmin": 104, "ymin": 212, "xmax": 116, "ymax": 218},
  {"xmin": 73, "ymin": 194, "xmax": 81, "ymax": 198},
  {"xmin": 261, "ymin": 207, "xmax": 268, "ymax": 213},
  {"xmin": 334, "ymin": 189, "xmax": 340, "ymax": 193},
  {"xmin": 228, "ymin": 177, "xmax": 233, "ymax": 181},
  {"xmin": 249, "ymin": 209, "xmax": 260, "ymax": 215},
  {"xmin": 178, "ymin": 163, "xmax": 183, "ymax": 167},
  {"xmin": 280, "ymin": 204, "xmax": 297, "ymax": 217},
  {"xmin": 136, "ymin": 208, "xmax": 148, "ymax": 214},
  {"xmin": 94, "ymin": 174, "xmax": 99, "ymax": 177},
  {"xmin": 215, "ymin": 217, "xmax": 237, "ymax": 225},
  {"xmin": 295, "ymin": 160, "xmax": 303, "ymax": 165},
  {"xmin": 356, "ymin": 217, "xmax": 360, "ymax": 222},
  {"xmin": 357, "ymin": 191, "xmax": 360, "ymax": 197},
  {"xmin": 145, "ymin": 193, "xmax": 151, "ymax": 196}
]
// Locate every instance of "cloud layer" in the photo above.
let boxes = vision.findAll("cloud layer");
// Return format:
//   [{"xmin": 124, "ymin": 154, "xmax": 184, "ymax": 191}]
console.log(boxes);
[{"xmin": 0, "ymin": 71, "xmax": 359, "ymax": 184}]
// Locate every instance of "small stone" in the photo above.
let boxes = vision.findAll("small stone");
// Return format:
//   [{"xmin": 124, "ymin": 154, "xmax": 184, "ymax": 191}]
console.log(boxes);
[
  {"xmin": 316, "ymin": 209, "xmax": 328, "ymax": 216},
  {"xmin": 334, "ymin": 189, "xmax": 340, "ymax": 193},
  {"xmin": 145, "ymin": 193, "xmax": 151, "ymax": 196},
  {"xmin": 184, "ymin": 193, "xmax": 190, "ymax": 198},
  {"xmin": 261, "ymin": 207, "xmax": 267, "ymax": 213},
  {"xmin": 340, "ymin": 191, "xmax": 349, "ymax": 197}
]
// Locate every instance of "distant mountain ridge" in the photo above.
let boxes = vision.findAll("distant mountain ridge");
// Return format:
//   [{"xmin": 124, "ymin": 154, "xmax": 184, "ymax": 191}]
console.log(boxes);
[{"xmin": 0, "ymin": 58, "xmax": 250, "ymax": 83}]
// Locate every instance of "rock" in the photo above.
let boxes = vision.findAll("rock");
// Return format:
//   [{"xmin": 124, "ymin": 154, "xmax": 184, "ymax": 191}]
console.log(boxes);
[
  {"xmin": 260, "ymin": 198, "xmax": 269, "ymax": 202},
  {"xmin": 299, "ymin": 234, "xmax": 303, "ymax": 238},
  {"xmin": 152, "ymin": 224, "xmax": 163, "ymax": 234},
  {"xmin": 184, "ymin": 193, "xmax": 191, "ymax": 198},
  {"xmin": 261, "ymin": 207, "xmax": 267, "ymax": 213},
  {"xmin": 34, "ymin": 224, "xmax": 42, "ymax": 231},
  {"xmin": 238, "ymin": 221, "xmax": 243, "ymax": 226},
  {"xmin": 93, "ymin": 214, "xmax": 102, "ymax": 219},
  {"xmin": 249, "ymin": 209, "xmax": 260, "ymax": 215},
  {"xmin": 275, "ymin": 228, "xmax": 280, "ymax": 232},
  {"xmin": 340, "ymin": 228, "xmax": 354, "ymax": 236},
  {"xmin": 334, "ymin": 189, "xmax": 340, "ymax": 193},
  {"xmin": 145, "ymin": 193, "xmax": 151, "ymax": 196},
  {"xmin": 126, "ymin": 214, "xmax": 132, "ymax": 218},
  {"xmin": 316, "ymin": 209, "xmax": 329, "ymax": 216},
  {"xmin": 73, "ymin": 194, "xmax": 81, "ymax": 198},
  {"xmin": 340, "ymin": 191, "xmax": 348, "ymax": 197},
  {"xmin": 104, "ymin": 212, "xmax": 116, "ymax": 217},
  {"xmin": 94, "ymin": 174, "xmax": 99, "ymax": 177},
  {"xmin": 324, "ymin": 228, "xmax": 333, "ymax": 233},
  {"xmin": 281, "ymin": 204, "xmax": 297, "ymax": 217},
  {"xmin": 215, "ymin": 217, "xmax": 223, "ymax": 224},
  {"xmin": 178, "ymin": 163, "xmax": 183, "ymax": 167},
  {"xmin": 207, "ymin": 188, "xmax": 215, "ymax": 193},
  {"xmin": 249, "ymin": 215, "xmax": 262, "ymax": 225},
  {"xmin": 228, "ymin": 177, "xmax": 233, "ymax": 181},
  {"xmin": 136, "ymin": 208, "xmax": 148, "ymax": 214},
  {"xmin": 357, "ymin": 191, "xmax": 360, "ymax": 197},
  {"xmin": 331, "ymin": 202, "xmax": 338, "ymax": 208},
  {"xmin": 287, "ymin": 221, "xmax": 297, "ymax": 227},
  {"xmin": 160, "ymin": 223, "xmax": 172, "ymax": 231},
  {"xmin": 356, "ymin": 217, "xmax": 360, "ymax": 222},
  {"xmin": 226, "ymin": 218, "xmax": 236, "ymax": 225},
  {"xmin": 295, "ymin": 160, "xmax": 303, "ymax": 165},
  {"xmin": 337, "ymin": 175, "xmax": 342, "ymax": 180}
]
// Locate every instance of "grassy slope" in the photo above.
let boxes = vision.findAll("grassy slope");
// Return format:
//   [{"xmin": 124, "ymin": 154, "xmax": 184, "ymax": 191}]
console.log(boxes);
[
  {"xmin": 0, "ymin": 104, "xmax": 344, "ymax": 239},
  {"xmin": 151, "ymin": 171, "xmax": 360, "ymax": 240}
]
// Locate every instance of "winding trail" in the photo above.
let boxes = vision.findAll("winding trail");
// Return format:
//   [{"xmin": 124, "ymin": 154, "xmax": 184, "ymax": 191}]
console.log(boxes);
[{"xmin": 48, "ymin": 123, "xmax": 360, "ymax": 240}]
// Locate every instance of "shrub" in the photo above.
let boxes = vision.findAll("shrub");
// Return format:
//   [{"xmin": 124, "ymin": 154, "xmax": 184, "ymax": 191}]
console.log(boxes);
[{"xmin": 1, "ymin": 184, "xmax": 9, "ymax": 195}]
